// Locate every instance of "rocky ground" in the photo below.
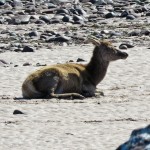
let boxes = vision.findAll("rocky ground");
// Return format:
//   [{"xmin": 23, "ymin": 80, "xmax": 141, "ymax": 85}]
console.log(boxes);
[{"xmin": 0, "ymin": 0, "xmax": 150, "ymax": 150}]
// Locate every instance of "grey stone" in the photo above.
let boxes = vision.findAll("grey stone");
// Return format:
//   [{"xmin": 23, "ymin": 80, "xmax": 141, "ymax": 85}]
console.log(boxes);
[
  {"xmin": 126, "ymin": 15, "xmax": 136, "ymax": 20},
  {"xmin": 13, "ymin": 110, "xmax": 24, "ymax": 115},
  {"xmin": 0, "ymin": 0, "xmax": 5, "ymax": 5},
  {"xmin": 22, "ymin": 46, "xmax": 34, "ymax": 52}
]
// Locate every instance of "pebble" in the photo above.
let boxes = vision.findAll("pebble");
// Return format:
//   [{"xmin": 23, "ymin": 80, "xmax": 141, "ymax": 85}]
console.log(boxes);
[
  {"xmin": 23, "ymin": 62, "xmax": 32, "ymax": 66},
  {"xmin": 119, "ymin": 44, "xmax": 128, "ymax": 49},
  {"xmin": 0, "ymin": 59, "xmax": 8, "ymax": 64},
  {"xmin": 62, "ymin": 15, "xmax": 72, "ymax": 22},
  {"xmin": 76, "ymin": 58, "xmax": 85, "ymax": 62},
  {"xmin": 12, "ymin": 0, "xmax": 23, "ymax": 8},
  {"xmin": 28, "ymin": 31, "xmax": 38, "ymax": 37},
  {"xmin": 39, "ymin": 15, "xmax": 50, "ymax": 23},
  {"xmin": 126, "ymin": 14, "xmax": 136, "ymax": 20},
  {"xmin": 47, "ymin": 35, "xmax": 71, "ymax": 42},
  {"xmin": 0, "ymin": 0, "xmax": 5, "ymax": 5},
  {"xmin": 105, "ymin": 12, "xmax": 116, "ymax": 18},
  {"xmin": 12, "ymin": 15, "xmax": 31, "ymax": 24},
  {"xmin": 13, "ymin": 110, "xmax": 24, "ymax": 115},
  {"xmin": 36, "ymin": 63, "xmax": 47, "ymax": 67},
  {"xmin": 129, "ymin": 30, "xmax": 141, "ymax": 36},
  {"xmin": 22, "ymin": 46, "xmax": 34, "ymax": 52}
]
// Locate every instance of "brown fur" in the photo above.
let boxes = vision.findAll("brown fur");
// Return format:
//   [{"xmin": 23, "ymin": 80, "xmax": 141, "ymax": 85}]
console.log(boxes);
[{"xmin": 22, "ymin": 37, "xmax": 128, "ymax": 99}]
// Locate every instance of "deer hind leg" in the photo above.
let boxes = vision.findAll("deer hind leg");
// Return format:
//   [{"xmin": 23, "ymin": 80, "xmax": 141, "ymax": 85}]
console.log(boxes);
[
  {"xmin": 46, "ymin": 74, "xmax": 85, "ymax": 100},
  {"xmin": 49, "ymin": 93, "xmax": 85, "ymax": 100}
]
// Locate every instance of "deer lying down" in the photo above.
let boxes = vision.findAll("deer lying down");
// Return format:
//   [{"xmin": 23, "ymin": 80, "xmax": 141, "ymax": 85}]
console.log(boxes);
[{"xmin": 22, "ymin": 36, "xmax": 128, "ymax": 99}]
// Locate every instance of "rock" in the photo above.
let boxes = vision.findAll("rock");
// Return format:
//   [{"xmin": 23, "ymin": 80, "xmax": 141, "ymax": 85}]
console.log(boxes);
[
  {"xmin": 117, "ymin": 125, "xmax": 150, "ymax": 150},
  {"xmin": 47, "ymin": 3, "xmax": 57, "ymax": 9},
  {"xmin": 129, "ymin": 30, "xmax": 141, "ymax": 36},
  {"xmin": 121, "ymin": 10, "xmax": 130, "ymax": 17},
  {"xmin": 14, "ymin": 65, "xmax": 18, "ymax": 67},
  {"xmin": 73, "ymin": 14, "xmax": 86, "ymax": 23},
  {"xmin": 141, "ymin": 29, "xmax": 150, "ymax": 36},
  {"xmin": 28, "ymin": 31, "xmax": 38, "ymax": 37},
  {"xmin": 76, "ymin": 8, "xmax": 87, "ymax": 16},
  {"xmin": 47, "ymin": 35, "xmax": 71, "ymax": 42},
  {"xmin": 49, "ymin": 18, "xmax": 61, "ymax": 24},
  {"xmin": 39, "ymin": 15, "xmax": 50, "ymax": 23},
  {"xmin": 106, "ymin": 0, "xmax": 113, "ymax": 4},
  {"xmin": 62, "ymin": 15, "xmax": 72, "ymax": 22},
  {"xmin": 109, "ymin": 31, "xmax": 122, "ymax": 36},
  {"xmin": 23, "ymin": 62, "xmax": 31, "ymax": 66},
  {"xmin": 96, "ymin": 0, "xmax": 107, "ymax": 5},
  {"xmin": 146, "ymin": 12, "xmax": 150, "ymax": 16},
  {"xmin": 0, "ymin": 17, "xmax": 4, "ymax": 24},
  {"xmin": 12, "ymin": 15, "xmax": 30, "ymax": 24},
  {"xmin": 119, "ymin": 44, "xmax": 128, "ymax": 50},
  {"xmin": 126, "ymin": 15, "xmax": 136, "ymax": 20},
  {"xmin": 56, "ymin": 8, "xmax": 69, "ymax": 15},
  {"xmin": 12, "ymin": 0, "xmax": 23, "ymax": 8},
  {"xmin": 76, "ymin": 58, "xmax": 85, "ymax": 62},
  {"xmin": 13, "ymin": 110, "xmax": 24, "ymax": 115},
  {"xmin": 105, "ymin": 12, "xmax": 116, "ymax": 18},
  {"xmin": 14, "ymin": 49, "xmax": 22, "ymax": 52},
  {"xmin": 36, "ymin": 63, "xmax": 47, "ymax": 67},
  {"xmin": 35, "ymin": 19, "xmax": 46, "ymax": 24},
  {"xmin": 101, "ymin": 30, "xmax": 109, "ymax": 34},
  {"xmin": 22, "ymin": 46, "xmax": 34, "ymax": 52},
  {"xmin": 0, "ymin": 59, "xmax": 9, "ymax": 67},
  {"xmin": 119, "ymin": 43, "xmax": 134, "ymax": 49},
  {"xmin": 0, "ymin": 59, "xmax": 8, "ymax": 64},
  {"xmin": 0, "ymin": 0, "xmax": 5, "ymax": 5}
]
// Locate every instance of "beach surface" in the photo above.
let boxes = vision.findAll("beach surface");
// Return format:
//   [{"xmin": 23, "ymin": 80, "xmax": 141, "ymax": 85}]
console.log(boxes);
[{"xmin": 0, "ymin": 43, "xmax": 150, "ymax": 150}]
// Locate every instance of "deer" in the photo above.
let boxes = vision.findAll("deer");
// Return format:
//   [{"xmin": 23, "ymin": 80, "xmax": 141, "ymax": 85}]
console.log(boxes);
[{"xmin": 22, "ymin": 36, "xmax": 128, "ymax": 99}]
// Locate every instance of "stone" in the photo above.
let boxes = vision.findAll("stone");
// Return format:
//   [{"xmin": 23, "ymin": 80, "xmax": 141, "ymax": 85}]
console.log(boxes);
[
  {"xmin": 119, "ymin": 43, "xmax": 134, "ymax": 49},
  {"xmin": 0, "ymin": 59, "xmax": 8, "ymax": 64},
  {"xmin": 23, "ymin": 62, "xmax": 31, "ymax": 66},
  {"xmin": 12, "ymin": 0, "xmax": 23, "ymax": 8},
  {"xmin": 121, "ymin": 10, "xmax": 130, "ymax": 17},
  {"xmin": 39, "ymin": 15, "xmax": 50, "ymax": 23},
  {"xmin": 126, "ymin": 15, "xmax": 136, "ymax": 20},
  {"xmin": 56, "ymin": 8, "xmax": 69, "ymax": 15},
  {"xmin": 105, "ymin": 12, "xmax": 116, "ymax": 18},
  {"xmin": 129, "ymin": 30, "xmax": 141, "ymax": 36},
  {"xmin": 22, "ymin": 46, "xmax": 34, "ymax": 52},
  {"xmin": 47, "ymin": 35, "xmax": 71, "ymax": 42},
  {"xmin": 28, "ymin": 31, "xmax": 38, "ymax": 37},
  {"xmin": 0, "ymin": 0, "xmax": 5, "ymax": 5},
  {"xmin": 13, "ymin": 15, "xmax": 31, "ymax": 24},
  {"xmin": 13, "ymin": 110, "xmax": 24, "ymax": 115},
  {"xmin": 119, "ymin": 44, "xmax": 128, "ymax": 50},
  {"xmin": 77, "ymin": 58, "xmax": 85, "ymax": 62},
  {"xmin": 146, "ymin": 12, "xmax": 150, "ymax": 16},
  {"xmin": 117, "ymin": 125, "xmax": 150, "ymax": 150}
]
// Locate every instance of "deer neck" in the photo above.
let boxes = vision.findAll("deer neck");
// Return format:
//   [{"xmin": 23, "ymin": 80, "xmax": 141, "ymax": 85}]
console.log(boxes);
[{"xmin": 86, "ymin": 47, "xmax": 109, "ymax": 86}]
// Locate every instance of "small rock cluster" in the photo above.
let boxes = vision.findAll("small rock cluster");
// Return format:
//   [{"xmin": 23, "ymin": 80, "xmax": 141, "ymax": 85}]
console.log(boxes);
[
  {"xmin": 0, "ymin": 0, "xmax": 149, "ymax": 48},
  {"xmin": 0, "ymin": 0, "xmax": 150, "ymax": 65}
]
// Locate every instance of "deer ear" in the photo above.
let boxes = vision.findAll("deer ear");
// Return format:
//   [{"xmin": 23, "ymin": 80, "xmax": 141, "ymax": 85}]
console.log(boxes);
[
  {"xmin": 86, "ymin": 36, "xmax": 100, "ymax": 46},
  {"xmin": 99, "ymin": 40, "xmax": 112, "ymax": 47}
]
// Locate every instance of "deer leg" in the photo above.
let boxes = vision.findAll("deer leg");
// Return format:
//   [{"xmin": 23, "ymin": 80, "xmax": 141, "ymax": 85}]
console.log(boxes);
[
  {"xmin": 46, "ymin": 76, "xmax": 85, "ymax": 99},
  {"xmin": 49, "ymin": 93, "xmax": 85, "ymax": 100},
  {"xmin": 82, "ymin": 83, "xmax": 96, "ymax": 97}
]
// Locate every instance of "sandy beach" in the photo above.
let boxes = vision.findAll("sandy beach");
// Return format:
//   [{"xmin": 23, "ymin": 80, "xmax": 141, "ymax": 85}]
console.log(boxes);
[
  {"xmin": 0, "ymin": 43, "xmax": 150, "ymax": 149},
  {"xmin": 0, "ymin": 0, "xmax": 150, "ymax": 149}
]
